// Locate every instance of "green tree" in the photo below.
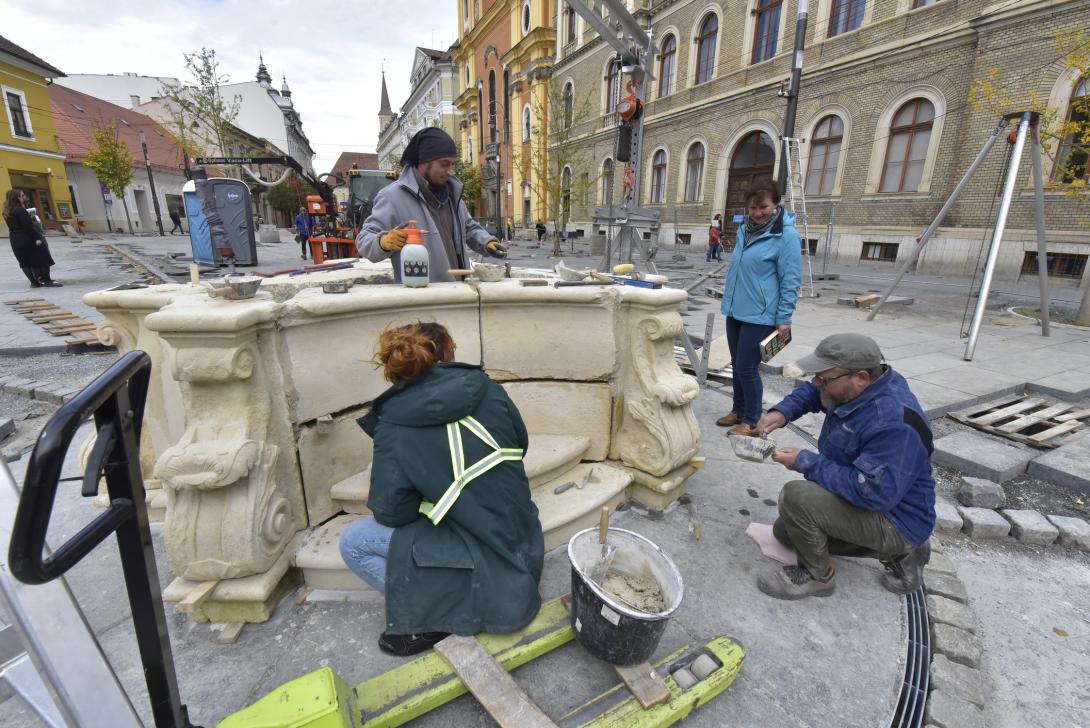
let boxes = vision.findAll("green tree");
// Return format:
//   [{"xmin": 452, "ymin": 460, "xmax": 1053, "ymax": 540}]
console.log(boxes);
[
  {"xmin": 513, "ymin": 81, "xmax": 597, "ymax": 255},
  {"xmin": 456, "ymin": 155, "xmax": 482, "ymax": 216},
  {"xmin": 83, "ymin": 123, "xmax": 135, "ymax": 234},
  {"xmin": 267, "ymin": 171, "xmax": 308, "ymax": 216},
  {"xmin": 969, "ymin": 27, "xmax": 1090, "ymax": 324},
  {"xmin": 159, "ymin": 48, "xmax": 242, "ymax": 158}
]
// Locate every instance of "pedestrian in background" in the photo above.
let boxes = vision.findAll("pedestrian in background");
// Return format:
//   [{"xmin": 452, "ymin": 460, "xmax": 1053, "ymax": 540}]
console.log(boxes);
[
  {"xmin": 535, "ymin": 221, "xmax": 546, "ymax": 243},
  {"xmin": 4, "ymin": 190, "xmax": 60, "ymax": 288},
  {"xmin": 295, "ymin": 206, "xmax": 312, "ymax": 260},
  {"xmin": 717, "ymin": 178, "xmax": 800, "ymax": 436},
  {"xmin": 169, "ymin": 208, "xmax": 183, "ymax": 235},
  {"xmin": 707, "ymin": 213, "xmax": 723, "ymax": 262}
]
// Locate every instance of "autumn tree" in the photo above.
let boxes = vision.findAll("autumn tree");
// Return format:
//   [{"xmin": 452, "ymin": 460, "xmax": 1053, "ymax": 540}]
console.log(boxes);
[
  {"xmin": 267, "ymin": 171, "xmax": 309, "ymax": 216},
  {"xmin": 968, "ymin": 27, "xmax": 1090, "ymax": 324},
  {"xmin": 83, "ymin": 123, "xmax": 135, "ymax": 234},
  {"xmin": 158, "ymin": 48, "xmax": 242, "ymax": 159},
  {"xmin": 513, "ymin": 80, "xmax": 598, "ymax": 256}
]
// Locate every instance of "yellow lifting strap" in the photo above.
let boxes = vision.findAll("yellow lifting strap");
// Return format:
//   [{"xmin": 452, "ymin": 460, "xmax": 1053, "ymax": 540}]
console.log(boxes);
[{"xmin": 419, "ymin": 415, "xmax": 523, "ymax": 525}]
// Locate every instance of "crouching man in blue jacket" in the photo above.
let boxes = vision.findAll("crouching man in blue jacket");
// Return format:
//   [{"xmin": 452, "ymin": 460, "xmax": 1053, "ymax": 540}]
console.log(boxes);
[{"xmin": 755, "ymin": 333, "xmax": 936, "ymax": 600}]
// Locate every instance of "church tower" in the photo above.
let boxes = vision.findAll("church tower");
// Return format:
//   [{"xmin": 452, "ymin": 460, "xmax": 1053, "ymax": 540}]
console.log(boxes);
[{"xmin": 378, "ymin": 71, "xmax": 395, "ymax": 131}]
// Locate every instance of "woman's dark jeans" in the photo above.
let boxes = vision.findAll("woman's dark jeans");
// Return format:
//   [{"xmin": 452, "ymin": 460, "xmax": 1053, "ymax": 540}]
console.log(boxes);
[{"xmin": 726, "ymin": 316, "xmax": 775, "ymax": 425}]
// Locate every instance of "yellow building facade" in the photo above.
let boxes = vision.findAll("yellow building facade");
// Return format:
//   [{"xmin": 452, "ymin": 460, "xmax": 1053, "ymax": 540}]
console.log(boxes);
[
  {"xmin": 0, "ymin": 37, "xmax": 72, "ymax": 234},
  {"xmin": 452, "ymin": 0, "xmax": 555, "ymax": 232}
]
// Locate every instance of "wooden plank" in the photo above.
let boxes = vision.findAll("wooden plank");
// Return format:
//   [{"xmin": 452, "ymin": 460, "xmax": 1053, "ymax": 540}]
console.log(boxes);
[
  {"xmin": 46, "ymin": 324, "xmax": 96, "ymax": 336},
  {"xmin": 968, "ymin": 398, "xmax": 1044, "ymax": 426},
  {"xmin": 1028, "ymin": 420, "xmax": 1084, "ymax": 444},
  {"xmin": 176, "ymin": 580, "xmax": 219, "ymax": 614},
  {"xmin": 30, "ymin": 312, "xmax": 79, "ymax": 323},
  {"xmin": 433, "ymin": 635, "xmax": 558, "ymax": 728},
  {"xmin": 613, "ymin": 662, "xmax": 672, "ymax": 709},
  {"xmin": 1055, "ymin": 408, "xmax": 1090, "ymax": 423},
  {"xmin": 15, "ymin": 303, "xmax": 58, "ymax": 312},
  {"xmin": 998, "ymin": 403, "xmax": 1073, "ymax": 433},
  {"xmin": 215, "ymin": 622, "xmax": 245, "ymax": 644},
  {"xmin": 853, "ymin": 294, "xmax": 880, "ymax": 308},
  {"xmin": 4, "ymin": 297, "xmax": 47, "ymax": 305}
]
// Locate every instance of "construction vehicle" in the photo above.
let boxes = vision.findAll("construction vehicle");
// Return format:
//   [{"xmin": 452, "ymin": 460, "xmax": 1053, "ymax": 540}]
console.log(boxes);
[{"xmin": 1, "ymin": 352, "xmax": 744, "ymax": 727}]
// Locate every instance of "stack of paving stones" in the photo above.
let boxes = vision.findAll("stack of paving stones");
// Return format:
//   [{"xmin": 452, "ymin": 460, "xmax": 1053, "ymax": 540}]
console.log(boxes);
[{"xmin": 0, "ymin": 374, "xmax": 80, "ymax": 406}]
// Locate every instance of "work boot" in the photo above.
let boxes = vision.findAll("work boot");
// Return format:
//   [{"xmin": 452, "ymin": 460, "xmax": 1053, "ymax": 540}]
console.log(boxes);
[
  {"xmin": 716, "ymin": 412, "xmax": 743, "ymax": 427},
  {"xmin": 377, "ymin": 631, "xmax": 450, "ymax": 657},
  {"xmin": 727, "ymin": 423, "xmax": 760, "ymax": 437},
  {"xmin": 758, "ymin": 564, "xmax": 836, "ymax": 600},
  {"xmin": 880, "ymin": 541, "xmax": 931, "ymax": 595}
]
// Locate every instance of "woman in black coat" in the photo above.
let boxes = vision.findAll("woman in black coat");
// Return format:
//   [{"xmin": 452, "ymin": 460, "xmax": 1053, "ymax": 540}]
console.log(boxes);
[{"xmin": 3, "ymin": 190, "xmax": 59, "ymax": 287}]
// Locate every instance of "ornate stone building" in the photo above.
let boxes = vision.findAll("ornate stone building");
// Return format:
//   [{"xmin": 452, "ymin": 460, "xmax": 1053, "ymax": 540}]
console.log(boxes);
[
  {"xmin": 553, "ymin": 0, "xmax": 1090, "ymax": 285},
  {"xmin": 375, "ymin": 48, "xmax": 462, "ymax": 171},
  {"xmin": 453, "ymin": 0, "xmax": 558, "ymax": 229}
]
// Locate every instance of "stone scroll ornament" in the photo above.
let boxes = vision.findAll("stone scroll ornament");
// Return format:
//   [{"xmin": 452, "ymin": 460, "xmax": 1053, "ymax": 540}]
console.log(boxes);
[
  {"xmin": 617, "ymin": 312, "xmax": 700, "ymax": 476},
  {"xmin": 153, "ymin": 339, "xmax": 293, "ymax": 582}
]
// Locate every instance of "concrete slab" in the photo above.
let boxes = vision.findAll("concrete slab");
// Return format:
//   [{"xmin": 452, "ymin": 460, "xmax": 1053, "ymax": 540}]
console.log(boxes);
[
  {"xmin": 1026, "ymin": 432, "xmax": 1090, "ymax": 494},
  {"xmin": 999, "ymin": 509, "xmax": 1059, "ymax": 545},
  {"xmin": 885, "ymin": 353, "xmax": 967, "ymax": 378},
  {"xmin": 933, "ymin": 431, "xmax": 1034, "ymax": 483},
  {"xmin": 1026, "ymin": 374, "xmax": 1090, "ymax": 400},
  {"xmin": 912, "ymin": 366, "xmax": 1025, "ymax": 398},
  {"xmin": 900, "ymin": 379, "xmax": 979, "ymax": 419},
  {"xmin": 957, "ymin": 507, "xmax": 1011, "ymax": 540}
]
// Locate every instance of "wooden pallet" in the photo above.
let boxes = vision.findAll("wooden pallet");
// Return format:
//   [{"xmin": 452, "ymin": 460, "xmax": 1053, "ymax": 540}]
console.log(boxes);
[
  {"xmin": 6, "ymin": 299, "xmax": 104, "ymax": 347},
  {"xmin": 948, "ymin": 395, "xmax": 1090, "ymax": 448}
]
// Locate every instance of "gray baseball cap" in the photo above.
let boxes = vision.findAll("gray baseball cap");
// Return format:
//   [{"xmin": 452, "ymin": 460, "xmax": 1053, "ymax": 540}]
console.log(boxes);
[{"xmin": 796, "ymin": 333, "xmax": 884, "ymax": 374}]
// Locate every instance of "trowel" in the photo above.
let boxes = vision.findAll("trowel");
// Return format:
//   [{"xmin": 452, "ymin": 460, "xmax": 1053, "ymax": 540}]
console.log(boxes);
[{"xmin": 587, "ymin": 506, "xmax": 617, "ymax": 586}]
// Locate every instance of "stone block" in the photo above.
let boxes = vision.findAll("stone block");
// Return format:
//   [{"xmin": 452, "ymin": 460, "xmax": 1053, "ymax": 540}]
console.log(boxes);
[
  {"xmin": 2, "ymin": 449, "xmax": 20, "ymax": 463},
  {"xmin": 1027, "ymin": 433, "xmax": 1090, "ymax": 494},
  {"xmin": 925, "ymin": 689, "xmax": 987, "ymax": 728},
  {"xmin": 924, "ymin": 550, "xmax": 957, "ymax": 577},
  {"xmin": 1046, "ymin": 515, "xmax": 1090, "ymax": 551},
  {"xmin": 956, "ymin": 476, "xmax": 1005, "ymax": 508},
  {"xmin": 31, "ymin": 383, "xmax": 66, "ymax": 404},
  {"xmin": 957, "ymin": 506, "xmax": 1011, "ymax": 540},
  {"xmin": 934, "ymin": 499, "xmax": 963, "ymax": 534},
  {"xmin": 930, "ymin": 654, "xmax": 986, "ymax": 708},
  {"xmin": 1000, "ymin": 509, "xmax": 1058, "ymax": 545},
  {"xmin": 926, "ymin": 573, "xmax": 968, "ymax": 604},
  {"xmin": 2, "ymin": 378, "xmax": 36, "ymax": 396},
  {"xmin": 930, "ymin": 623, "xmax": 983, "ymax": 668},
  {"xmin": 0, "ymin": 418, "xmax": 13, "ymax": 440},
  {"xmin": 926, "ymin": 593, "xmax": 976, "ymax": 633},
  {"xmin": 502, "ymin": 381, "xmax": 612, "ymax": 461},
  {"xmin": 932, "ymin": 431, "xmax": 1033, "ymax": 483},
  {"xmin": 297, "ymin": 409, "xmax": 374, "ymax": 525}
]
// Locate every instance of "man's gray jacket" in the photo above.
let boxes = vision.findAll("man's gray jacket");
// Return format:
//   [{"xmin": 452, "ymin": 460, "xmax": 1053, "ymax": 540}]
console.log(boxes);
[{"xmin": 356, "ymin": 168, "xmax": 494, "ymax": 282}]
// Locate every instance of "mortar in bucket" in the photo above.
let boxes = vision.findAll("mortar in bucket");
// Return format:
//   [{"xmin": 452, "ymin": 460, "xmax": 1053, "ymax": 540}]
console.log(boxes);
[{"xmin": 567, "ymin": 527, "xmax": 684, "ymax": 666}]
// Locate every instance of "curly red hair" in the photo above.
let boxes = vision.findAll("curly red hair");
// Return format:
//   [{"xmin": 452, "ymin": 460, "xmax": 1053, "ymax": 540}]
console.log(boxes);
[{"xmin": 374, "ymin": 322, "xmax": 456, "ymax": 383}]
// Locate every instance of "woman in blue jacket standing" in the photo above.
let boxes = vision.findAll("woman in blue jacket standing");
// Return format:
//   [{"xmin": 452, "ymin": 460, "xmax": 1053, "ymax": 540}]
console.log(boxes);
[{"xmin": 717, "ymin": 179, "xmax": 801, "ymax": 436}]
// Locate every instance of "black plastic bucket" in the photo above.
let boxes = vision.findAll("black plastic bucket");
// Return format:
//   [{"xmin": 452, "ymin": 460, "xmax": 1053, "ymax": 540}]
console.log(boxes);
[{"xmin": 567, "ymin": 527, "xmax": 684, "ymax": 666}]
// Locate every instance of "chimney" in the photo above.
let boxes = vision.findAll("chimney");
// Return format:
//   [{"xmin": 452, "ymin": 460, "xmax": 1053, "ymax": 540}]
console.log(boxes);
[{"xmin": 130, "ymin": 95, "xmax": 141, "ymax": 108}]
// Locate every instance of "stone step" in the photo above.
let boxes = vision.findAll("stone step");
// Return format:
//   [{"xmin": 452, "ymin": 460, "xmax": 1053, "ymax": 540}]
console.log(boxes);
[
  {"xmin": 294, "ymin": 462, "xmax": 631, "ymax": 591},
  {"xmin": 329, "ymin": 433, "xmax": 592, "ymax": 514}
]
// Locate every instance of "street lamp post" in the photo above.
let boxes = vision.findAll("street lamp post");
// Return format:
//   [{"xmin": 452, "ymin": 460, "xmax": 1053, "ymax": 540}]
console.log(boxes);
[{"xmin": 139, "ymin": 132, "xmax": 166, "ymax": 236}]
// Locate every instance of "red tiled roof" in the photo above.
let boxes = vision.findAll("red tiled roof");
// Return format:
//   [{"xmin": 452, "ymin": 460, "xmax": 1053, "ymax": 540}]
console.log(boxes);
[
  {"xmin": 330, "ymin": 152, "xmax": 380, "ymax": 178},
  {"xmin": 48, "ymin": 85, "xmax": 185, "ymax": 175}
]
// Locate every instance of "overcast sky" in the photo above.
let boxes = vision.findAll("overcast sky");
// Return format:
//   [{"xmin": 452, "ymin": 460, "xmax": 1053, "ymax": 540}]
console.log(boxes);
[{"xmin": 1, "ymin": 0, "xmax": 458, "ymax": 174}]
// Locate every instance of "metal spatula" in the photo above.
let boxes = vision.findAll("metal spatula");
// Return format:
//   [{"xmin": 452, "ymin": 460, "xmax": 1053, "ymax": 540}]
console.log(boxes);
[{"xmin": 587, "ymin": 506, "xmax": 617, "ymax": 586}]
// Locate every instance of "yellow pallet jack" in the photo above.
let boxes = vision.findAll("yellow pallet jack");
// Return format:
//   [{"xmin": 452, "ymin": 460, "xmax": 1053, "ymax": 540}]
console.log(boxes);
[{"xmin": 3, "ymin": 352, "xmax": 744, "ymax": 727}]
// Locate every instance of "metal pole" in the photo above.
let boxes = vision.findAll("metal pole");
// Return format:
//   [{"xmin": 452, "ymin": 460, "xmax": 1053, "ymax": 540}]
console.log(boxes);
[
  {"xmin": 1030, "ymin": 115, "xmax": 1050, "ymax": 337},
  {"xmin": 139, "ymin": 132, "xmax": 166, "ymax": 236},
  {"xmin": 964, "ymin": 112, "xmax": 1031, "ymax": 361},
  {"xmin": 822, "ymin": 201, "xmax": 837, "ymax": 275},
  {"xmin": 777, "ymin": 0, "xmax": 809, "ymax": 196},
  {"xmin": 868, "ymin": 117, "xmax": 1009, "ymax": 321}
]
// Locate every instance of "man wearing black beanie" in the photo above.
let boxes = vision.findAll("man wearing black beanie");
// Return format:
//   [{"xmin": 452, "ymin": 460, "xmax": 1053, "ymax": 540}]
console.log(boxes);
[{"xmin": 357, "ymin": 127, "xmax": 507, "ymax": 282}]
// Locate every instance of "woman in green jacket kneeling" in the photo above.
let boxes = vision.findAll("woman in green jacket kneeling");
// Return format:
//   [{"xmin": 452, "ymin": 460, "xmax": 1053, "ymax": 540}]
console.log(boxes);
[{"xmin": 340, "ymin": 322, "xmax": 545, "ymax": 656}]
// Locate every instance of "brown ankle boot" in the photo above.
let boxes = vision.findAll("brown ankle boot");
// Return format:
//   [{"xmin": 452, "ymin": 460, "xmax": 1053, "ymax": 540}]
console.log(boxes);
[{"xmin": 716, "ymin": 412, "xmax": 743, "ymax": 427}]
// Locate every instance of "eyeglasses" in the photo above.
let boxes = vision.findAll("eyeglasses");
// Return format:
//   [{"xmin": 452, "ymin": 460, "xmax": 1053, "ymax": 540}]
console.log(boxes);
[{"xmin": 813, "ymin": 371, "xmax": 854, "ymax": 386}]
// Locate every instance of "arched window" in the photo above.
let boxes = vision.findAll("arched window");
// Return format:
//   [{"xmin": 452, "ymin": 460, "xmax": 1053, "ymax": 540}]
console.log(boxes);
[
  {"xmin": 880, "ymin": 98, "xmax": 934, "ymax": 192},
  {"xmin": 1056, "ymin": 75, "xmax": 1090, "ymax": 183},
  {"xmin": 650, "ymin": 149, "xmax": 667, "ymax": 203},
  {"xmin": 503, "ymin": 69, "xmax": 510, "ymax": 142},
  {"xmin": 522, "ymin": 105, "xmax": 532, "ymax": 142},
  {"xmin": 463, "ymin": 0, "xmax": 469, "ymax": 27},
  {"xmin": 487, "ymin": 70, "xmax": 497, "ymax": 143},
  {"xmin": 828, "ymin": 0, "xmax": 865, "ymax": 37},
  {"xmin": 752, "ymin": 0, "xmax": 782, "ymax": 63},
  {"xmin": 601, "ymin": 159, "xmax": 615, "ymax": 204},
  {"xmin": 605, "ymin": 59, "xmax": 621, "ymax": 113},
  {"xmin": 477, "ymin": 84, "xmax": 484, "ymax": 153},
  {"xmin": 805, "ymin": 115, "xmax": 844, "ymax": 196},
  {"xmin": 658, "ymin": 35, "xmax": 676, "ymax": 97},
  {"xmin": 563, "ymin": 82, "xmax": 574, "ymax": 128},
  {"xmin": 685, "ymin": 142, "xmax": 705, "ymax": 201},
  {"xmin": 521, "ymin": 0, "xmax": 531, "ymax": 36},
  {"xmin": 561, "ymin": 167, "xmax": 573, "ymax": 221},
  {"xmin": 565, "ymin": 4, "xmax": 577, "ymax": 45},
  {"xmin": 695, "ymin": 15, "xmax": 718, "ymax": 85}
]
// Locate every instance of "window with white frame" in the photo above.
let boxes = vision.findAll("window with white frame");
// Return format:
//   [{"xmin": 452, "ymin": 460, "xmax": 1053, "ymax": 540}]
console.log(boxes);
[
  {"xmin": 605, "ymin": 60, "xmax": 621, "ymax": 113},
  {"xmin": 805, "ymin": 115, "xmax": 844, "ymax": 196},
  {"xmin": 879, "ymin": 98, "xmax": 934, "ymax": 192},
  {"xmin": 685, "ymin": 142, "xmax": 705, "ymax": 201},
  {"xmin": 650, "ymin": 149, "xmax": 667, "ymax": 203},
  {"xmin": 4, "ymin": 87, "xmax": 33, "ymax": 139}
]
